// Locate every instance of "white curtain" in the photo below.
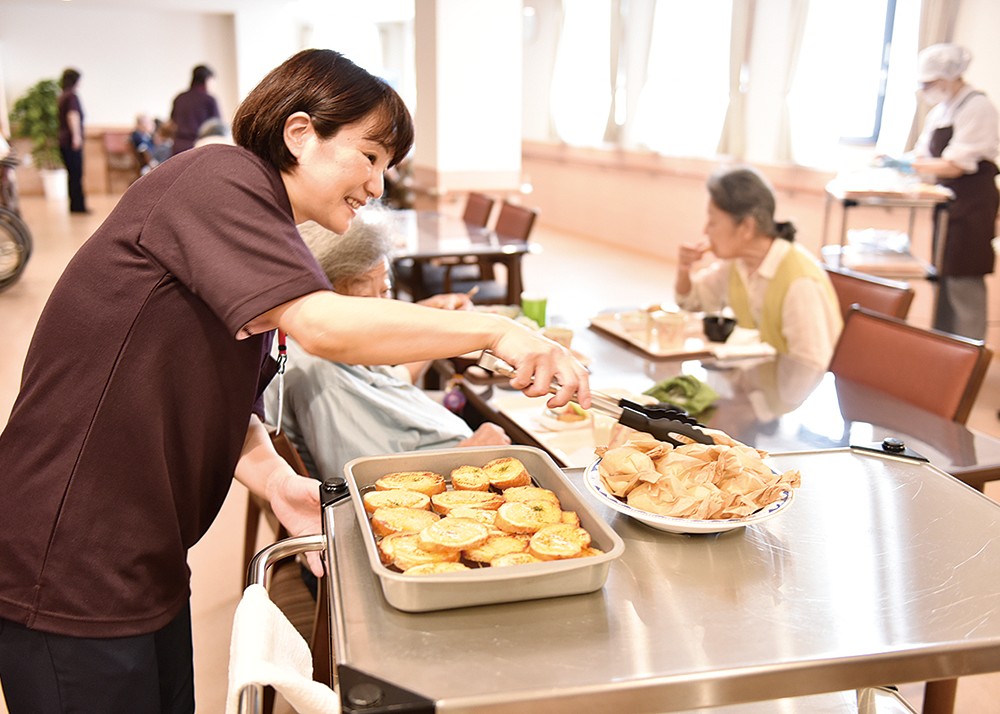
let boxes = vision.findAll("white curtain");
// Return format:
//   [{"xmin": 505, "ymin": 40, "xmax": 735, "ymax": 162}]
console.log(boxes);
[
  {"xmin": 773, "ymin": 0, "xmax": 809, "ymax": 162},
  {"xmin": 716, "ymin": 0, "xmax": 755, "ymax": 157},
  {"xmin": 603, "ymin": 0, "xmax": 657, "ymax": 146},
  {"xmin": 904, "ymin": 0, "xmax": 960, "ymax": 150}
]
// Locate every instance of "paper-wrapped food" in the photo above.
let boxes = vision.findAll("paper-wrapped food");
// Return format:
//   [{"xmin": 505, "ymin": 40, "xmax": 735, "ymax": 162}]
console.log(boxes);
[{"xmin": 595, "ymin": 431, "xmax": 800, "ymax": 520}]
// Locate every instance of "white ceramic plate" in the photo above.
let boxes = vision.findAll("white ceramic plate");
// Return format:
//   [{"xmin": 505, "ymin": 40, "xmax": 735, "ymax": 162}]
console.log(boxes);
[{"xmin": 584, "ymin": 458, "xmax": 794, "ymax": 534}]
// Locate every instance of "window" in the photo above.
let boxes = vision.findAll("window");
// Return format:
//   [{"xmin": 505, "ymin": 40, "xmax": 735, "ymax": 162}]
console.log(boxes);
[
  {"xmin": 788, "ymin": 0, "xmax": 918, "ymax": 167},
  {"xmin": 550, "ymin": 1, "xmax": 612, "ymax": 147},
  {"xmin": 633, "ymin": 0, "xmax": 732, "ymax": 158}
]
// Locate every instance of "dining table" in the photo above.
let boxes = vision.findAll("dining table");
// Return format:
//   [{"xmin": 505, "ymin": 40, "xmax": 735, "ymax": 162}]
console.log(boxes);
[
  {"xmin": 377, "ymin": 209, "xmax": 540, "ymax": 303},
  {"xmin": 229, "ymin": 305, "xmax": 1000, "ymax": 714},
  {"xmin": 460, "ymin": 309, "xmax": 1000, "ymax": 493}
]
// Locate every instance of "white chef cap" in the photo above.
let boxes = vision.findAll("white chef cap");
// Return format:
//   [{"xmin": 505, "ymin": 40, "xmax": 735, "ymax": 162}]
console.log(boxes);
[{"xmin": 917, "ymin": 43, "xmax": 971, "ymax": 83}]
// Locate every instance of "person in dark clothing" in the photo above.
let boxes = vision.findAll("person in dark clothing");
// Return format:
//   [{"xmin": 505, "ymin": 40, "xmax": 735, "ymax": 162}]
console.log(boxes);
[
  {"xmin": 169, "ymin": 64, "xmax": 221, "ymax": 156},
  {"xmin": 57, "ymin": 67, "xmax": 87, "ymax": 213},
  {"xmin": 0, "ymin": 48, "xmax": 589, "ymax": 714}
]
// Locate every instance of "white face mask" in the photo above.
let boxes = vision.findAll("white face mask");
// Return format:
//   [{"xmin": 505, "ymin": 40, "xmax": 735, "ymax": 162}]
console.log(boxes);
[{"xmin": 920, "ymin": 85, "xmax": 951, "ymax": 106}]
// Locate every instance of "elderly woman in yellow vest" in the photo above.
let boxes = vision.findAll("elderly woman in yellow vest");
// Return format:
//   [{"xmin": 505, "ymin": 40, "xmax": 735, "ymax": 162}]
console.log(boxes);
[{"xmin": 675, "ymin": 166, "xmax": 842, "ymax": 370}]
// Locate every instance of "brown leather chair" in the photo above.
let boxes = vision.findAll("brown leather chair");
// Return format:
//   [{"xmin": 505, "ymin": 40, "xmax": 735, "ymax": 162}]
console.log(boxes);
[
  {"xmin": 829, "ymin": 306, "xmax": 992, "ymax": 425},
  {"xmin": 102, "ymin": 131, "xmax": 141, "ymax": 192},
  {"xmin": 823, "ymin": 264, "xmax": 915, "ymax": 320},
  {"xmin": 462, "ymin": 191, "xmax": 495, "ymax": 228},
  {"xmin": 444, "ymin": 200, "xmax": 539, "ymax": 305}
]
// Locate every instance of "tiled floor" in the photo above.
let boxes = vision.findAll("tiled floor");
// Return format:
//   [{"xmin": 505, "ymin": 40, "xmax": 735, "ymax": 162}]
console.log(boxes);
[{"xmin": 1, "ymin": 194, "xmax": 998, "ymax": 713}]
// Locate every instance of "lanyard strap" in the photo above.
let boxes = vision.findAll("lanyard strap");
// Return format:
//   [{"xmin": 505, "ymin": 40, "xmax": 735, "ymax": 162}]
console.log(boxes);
[{"xmin": 274, "ymin": 330, "xmax": 287, "ymax": 434}]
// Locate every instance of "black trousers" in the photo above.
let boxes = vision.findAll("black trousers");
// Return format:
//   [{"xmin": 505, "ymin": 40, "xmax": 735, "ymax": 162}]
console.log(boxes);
[
  {"xmin": 0, "ymin": 602, "xmax": 195, "ymax": 714},
  {"xmin": 59, "ymin": 145, "xmax": 87, "ymax": 213}
]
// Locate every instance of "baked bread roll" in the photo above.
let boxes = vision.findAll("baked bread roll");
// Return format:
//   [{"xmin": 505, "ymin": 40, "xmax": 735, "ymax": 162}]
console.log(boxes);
[
  {"xmin": 528, "ymin": 523, "xmax": 591, "ymax": 560},
  {"xmin": 446, "ymin": 506, "xmax": 500, "ymax": 530},
  {"xmin": 502, "ymin": 485, "xmax": 560, "ymax": 505},
  {"xmin": 463, "ymin": 533, "xmax": 531, "ymax": 564},
  {"xmin": 494, "ymin": 499, "xmax": 562, "ymax": 534},
  {"xmin": 449, "ymin": 465, "xmax": 491, "ymax": 491},
  {"xmin": 417, "ymin": 517, "xmax": 490, "ymax": 553},
  {"xmin": 482, "ymin": 457, "xmax": 531, "ymax": 490},
  {"xmin": 375, "ymin": 471, "xmax": 446, "ymax": 496},
  {"xmin": 431, "ymin": 489, "xmax": 504, "ymax": 515},
  {"xmin": 370, "ymin": 506, "xmax": 440, "ymax": 537},
  {"xmin": 388, "ymin": 533, "xmax": 462, "ymax": 571},
  {"xmin": 403, "ymin": 562, "xmax": 470, "ymax": 575},
  {"xmin": 560, "ymin": 510, "xmax": 581, "ymax": 526},
  {"xmin": 363, "ymin": 489, "xmax": 431, "ymax": 514},
  {"xmin": 491, "ymin": 552, "xmax": 543, "ymax": 567}
]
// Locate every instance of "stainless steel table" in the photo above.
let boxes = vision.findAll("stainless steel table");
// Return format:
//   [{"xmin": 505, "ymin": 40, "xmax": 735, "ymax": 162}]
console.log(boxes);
[{"xmin": 320, "ymin": 448, "xmax": 1000, "ymax": 713}]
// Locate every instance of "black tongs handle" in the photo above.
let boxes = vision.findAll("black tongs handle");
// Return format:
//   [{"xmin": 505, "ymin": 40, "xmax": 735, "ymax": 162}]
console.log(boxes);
[{"xmin": 617, "ymin": 399, "xmax": 714, "ymax": 446}]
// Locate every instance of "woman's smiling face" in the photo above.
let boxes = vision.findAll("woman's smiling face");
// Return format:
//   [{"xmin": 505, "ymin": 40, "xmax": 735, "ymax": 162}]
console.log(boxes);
[{"xmin": 283, "ymin": 112, "xmax": 393, "ymax": 234}]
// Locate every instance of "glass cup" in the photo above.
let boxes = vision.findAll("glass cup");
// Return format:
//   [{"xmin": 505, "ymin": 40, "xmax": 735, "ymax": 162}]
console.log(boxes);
[
  {"xmin": 651, "ymin": 310, "xmax": 687, "ymax": 350},
  {"xmin": 521, "ymin": 292, "xmax": 548, "ymax": 327}
]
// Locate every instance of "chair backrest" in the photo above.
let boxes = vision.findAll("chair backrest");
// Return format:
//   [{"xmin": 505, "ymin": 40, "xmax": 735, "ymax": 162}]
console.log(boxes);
[
  {"xmin": 462, "ymin": 192, "xmax": 495, "ymax": 228},
  {"xmin": 493, "ymin": 200, "xmax": 538, "ymax": 241},
  {"xmin": 823, "ymin": 264, "xmax": 915, "ymax": 320},
  {"xmin": 829, "ymin": 306, "xmax": 992, "ymax": 424}
]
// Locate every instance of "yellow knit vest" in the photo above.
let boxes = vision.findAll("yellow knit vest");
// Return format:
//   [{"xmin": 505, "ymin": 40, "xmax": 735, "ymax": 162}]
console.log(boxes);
[{"xmin": 727, "ymin": 244, "xmax": 836, "ymax": 354}]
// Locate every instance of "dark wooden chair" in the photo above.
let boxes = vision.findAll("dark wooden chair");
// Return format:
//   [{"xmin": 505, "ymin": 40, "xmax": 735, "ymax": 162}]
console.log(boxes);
[
  {"xmin": 823, "ymin": 264, "xmax": 915, "ymax": 321},
  {"xmin": 462, "ymin": 191, "xmax": 495, "ymax": 228},
  {"xmin": 444, "ymin": 200, "xmax": 539, "ymax": 305}
]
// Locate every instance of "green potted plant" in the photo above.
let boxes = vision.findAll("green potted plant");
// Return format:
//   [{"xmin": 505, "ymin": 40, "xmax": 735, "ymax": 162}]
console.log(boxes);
[{"xmin": 9, "ymin": 78, "xmax": 67, "ymax": 200}]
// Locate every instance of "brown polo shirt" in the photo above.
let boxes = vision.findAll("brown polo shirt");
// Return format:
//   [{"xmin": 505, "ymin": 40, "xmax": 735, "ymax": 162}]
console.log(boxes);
[{"xmin": 0, "ymin": 145, "xmax": 330, "ymax": 637}]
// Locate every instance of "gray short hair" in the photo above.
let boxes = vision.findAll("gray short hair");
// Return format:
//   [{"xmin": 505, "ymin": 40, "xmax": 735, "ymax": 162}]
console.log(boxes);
[
  {"xmin": 706, "ymin": 166, "xmax": 796, "ymax": 241},
  {"xmin": 297, "ymin": 218, "xmax": 394, "ymax": 291}
]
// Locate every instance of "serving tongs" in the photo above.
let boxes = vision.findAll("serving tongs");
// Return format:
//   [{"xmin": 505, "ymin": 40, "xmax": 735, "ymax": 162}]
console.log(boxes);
[{"xmin": 477, "ymin": 350, "xmax": 714, "ymax": 447}]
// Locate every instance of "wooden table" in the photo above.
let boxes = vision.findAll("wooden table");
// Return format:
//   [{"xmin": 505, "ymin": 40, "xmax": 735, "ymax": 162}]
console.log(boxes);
[{"xmin": 383, "ymin": 210, "xmax": 539, "ymax": 303}]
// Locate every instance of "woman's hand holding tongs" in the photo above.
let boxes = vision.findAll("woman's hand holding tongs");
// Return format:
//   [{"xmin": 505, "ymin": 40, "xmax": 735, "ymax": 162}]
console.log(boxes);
[{"xmin": 487, "ymin": 326, "xmax": 591, "ymax": 410}]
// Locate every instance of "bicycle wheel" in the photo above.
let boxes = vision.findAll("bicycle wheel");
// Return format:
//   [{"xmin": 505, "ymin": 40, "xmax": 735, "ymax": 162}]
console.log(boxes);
[{"xmin": 0, "ymin": 206, "xmax": 32, "ymax": 292}]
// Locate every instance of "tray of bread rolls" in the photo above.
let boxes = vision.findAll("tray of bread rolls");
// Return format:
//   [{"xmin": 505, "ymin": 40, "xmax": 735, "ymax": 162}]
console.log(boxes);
[{"xmin": 343, "ymin": 445, "xmax": 626, "ymax": 612}]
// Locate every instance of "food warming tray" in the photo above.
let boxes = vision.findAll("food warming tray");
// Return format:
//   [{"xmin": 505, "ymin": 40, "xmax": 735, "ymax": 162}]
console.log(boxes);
[{"xmin": 343, "ymin": 445, "xmax": 626, "ymax": 612}]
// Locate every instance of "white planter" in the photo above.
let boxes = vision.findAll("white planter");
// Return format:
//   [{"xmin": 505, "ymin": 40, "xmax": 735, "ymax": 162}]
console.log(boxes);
[{"xmin": 40, "ymin": 168, "xmax": 68, "ymax": 202}]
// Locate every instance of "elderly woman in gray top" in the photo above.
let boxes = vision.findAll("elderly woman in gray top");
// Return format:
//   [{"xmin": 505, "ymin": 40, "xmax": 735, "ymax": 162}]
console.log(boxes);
[{"xmin": 265, "ymin": 217, "xmax": 510, "ymax": 483}]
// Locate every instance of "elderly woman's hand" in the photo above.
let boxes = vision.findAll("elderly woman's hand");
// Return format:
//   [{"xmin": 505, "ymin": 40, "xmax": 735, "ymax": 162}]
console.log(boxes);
[
  {"xmin": 418, "ymin": 293, "xmax": 474, "ymax": 311},
  {"xmin": 678, "ymin": 240, "xmax": 710, "ymax": 271}
]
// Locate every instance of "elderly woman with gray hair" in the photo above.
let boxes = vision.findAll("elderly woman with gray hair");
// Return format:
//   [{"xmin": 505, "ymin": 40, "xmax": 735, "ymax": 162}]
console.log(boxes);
[
  {"xmin": 264, "ymin": 218, "xmax": 510, "ymax": 483},
  {"xmin": 674, "ymin": 165, "xmax": 842, "ymax": 370}
]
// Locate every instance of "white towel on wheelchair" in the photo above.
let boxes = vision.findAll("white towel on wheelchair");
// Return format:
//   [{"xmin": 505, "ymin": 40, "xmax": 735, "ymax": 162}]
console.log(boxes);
[{"xmin": 226, "ymin": 583, "xmax": 340, "ymax": 714}]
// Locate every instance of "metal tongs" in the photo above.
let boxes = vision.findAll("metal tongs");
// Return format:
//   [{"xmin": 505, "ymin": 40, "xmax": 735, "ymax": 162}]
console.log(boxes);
[{"xmin": 477, "ymin": 350, "xmax": 713, "ymax": 447}]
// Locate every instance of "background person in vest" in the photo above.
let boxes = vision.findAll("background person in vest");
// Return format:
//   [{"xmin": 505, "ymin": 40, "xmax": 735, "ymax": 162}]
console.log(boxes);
[
  {"xmin": 910, "ymin": 43, "xmax": 999, "ymax": 341},
  {"xmin": 674, "ymin": 166, "xmax": 842, "ymax": 370}
]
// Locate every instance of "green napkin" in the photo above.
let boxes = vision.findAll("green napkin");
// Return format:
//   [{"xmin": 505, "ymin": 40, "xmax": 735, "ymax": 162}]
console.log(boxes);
[{"xmin": 643, "ymin": 375, "xmax": 719, "ymax": 417}]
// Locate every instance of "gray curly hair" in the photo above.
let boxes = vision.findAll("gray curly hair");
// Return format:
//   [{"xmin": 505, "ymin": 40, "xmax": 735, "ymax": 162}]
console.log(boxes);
[{"xmin": 297, "ymin": 217, "xmax": 394, "ymax": 292}]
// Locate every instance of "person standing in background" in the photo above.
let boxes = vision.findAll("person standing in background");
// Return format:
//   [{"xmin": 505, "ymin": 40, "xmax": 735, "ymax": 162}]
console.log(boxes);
[
  {"xmin": 910, "ymin": 43, "xmax": 999, "ymax": 340},
  {"xmin": 57, "ymin": 68, "xmax": 88, "ymax": 214},
  {"xmin": 169, "ymin": 64, "xmax": 220, "ymax": 155}
]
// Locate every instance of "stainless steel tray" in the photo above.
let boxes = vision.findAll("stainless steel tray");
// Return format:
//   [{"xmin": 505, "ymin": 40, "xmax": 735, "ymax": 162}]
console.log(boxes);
[{"xmin": 343, "ymin": 445, "xmax": 626, "ymax": 612}]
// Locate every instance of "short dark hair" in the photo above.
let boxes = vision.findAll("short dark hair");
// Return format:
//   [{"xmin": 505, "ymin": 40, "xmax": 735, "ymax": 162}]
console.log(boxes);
[
  {"xmin": 191, "ymin": 65, "xmax": 214, "ymax": 87},
  {"xmin": 231, "ymin": 49, "xmax": 414, "ymax": 173},
  {"xmin": 61, "ymin": 68, "xmax": 81, "ymax": 90},
  {"xmin": 706, "ymin": 166, "xmax": 796, "ymax": 241}
]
